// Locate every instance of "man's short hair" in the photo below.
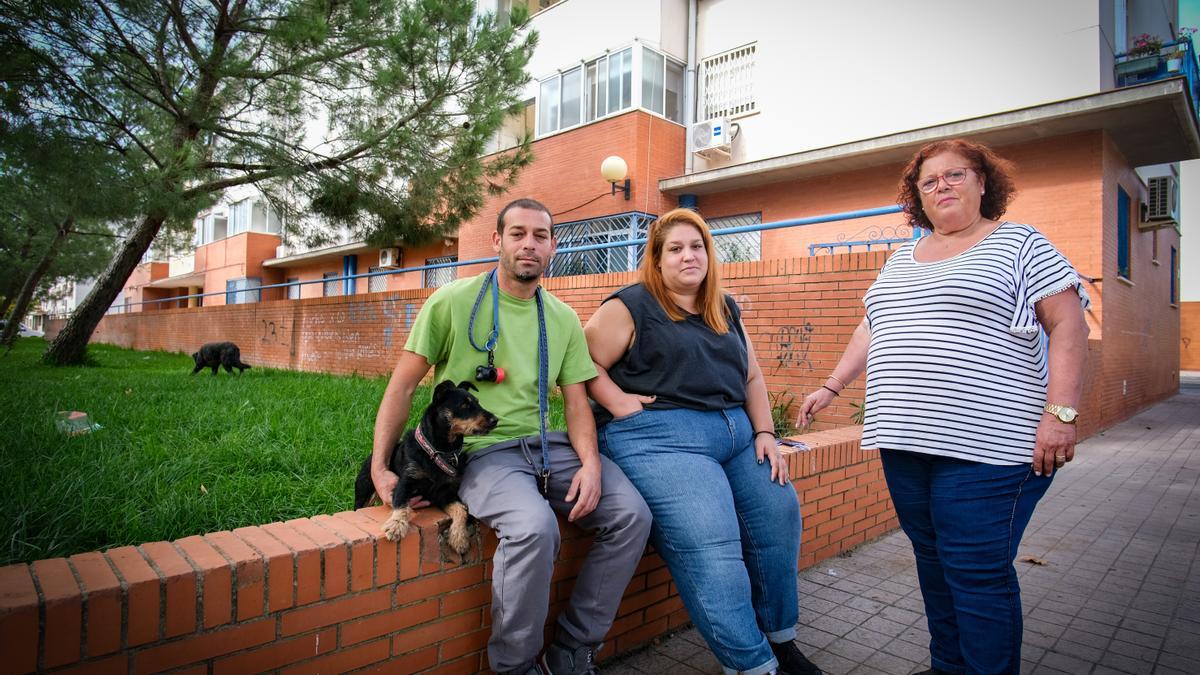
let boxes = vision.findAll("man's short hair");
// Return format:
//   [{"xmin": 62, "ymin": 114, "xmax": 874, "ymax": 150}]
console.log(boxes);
[{"xmin": 497, "ymin": 198, "xmax": 553, "ymax": 235}]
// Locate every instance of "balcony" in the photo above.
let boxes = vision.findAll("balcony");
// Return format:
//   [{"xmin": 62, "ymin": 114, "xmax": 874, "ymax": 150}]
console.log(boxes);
[{"xmin": 1116, "ymin": 37, "xmax": 1200, "ymax": 121}]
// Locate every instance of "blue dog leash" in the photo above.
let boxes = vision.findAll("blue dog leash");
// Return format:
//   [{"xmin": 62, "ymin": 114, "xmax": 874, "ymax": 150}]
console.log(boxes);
[{"xmin": 468, "ymin": 270, "xmax": 552, "ymax": 493}]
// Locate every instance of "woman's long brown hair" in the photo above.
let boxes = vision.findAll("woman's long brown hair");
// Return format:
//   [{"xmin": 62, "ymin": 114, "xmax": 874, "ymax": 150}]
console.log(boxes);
[{"xmin": 640, "ymin": 208, "xmax": 729, "ymax": 334}]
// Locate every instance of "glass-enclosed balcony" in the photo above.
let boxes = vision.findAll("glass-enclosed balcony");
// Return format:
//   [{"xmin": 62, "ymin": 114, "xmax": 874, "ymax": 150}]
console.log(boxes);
[
  {"xmin": 536, "ymin": 42, "xmax": 684, "ymax": 137},
  {"xmin": 1115, "ymin": 37, "xmax": 1200, "ymax": 120}
]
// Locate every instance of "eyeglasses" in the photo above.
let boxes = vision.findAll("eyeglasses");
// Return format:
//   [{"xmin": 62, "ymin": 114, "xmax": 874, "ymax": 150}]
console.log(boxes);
[{"xmin": 916, "ymin": 167, "xmax": 974, "ymax": 194}]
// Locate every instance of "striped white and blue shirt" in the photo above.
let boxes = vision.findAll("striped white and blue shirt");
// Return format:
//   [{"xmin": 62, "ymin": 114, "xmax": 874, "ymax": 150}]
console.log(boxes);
[{"xmin": 860, "ymin": 222, "xmax": 1090, "ymax": 465}]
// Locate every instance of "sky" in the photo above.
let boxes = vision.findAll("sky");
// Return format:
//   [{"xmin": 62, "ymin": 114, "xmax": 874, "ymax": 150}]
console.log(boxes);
[{"xmin": 1184, "ymin": 0, "xmax": 1200, "ymax": 33}]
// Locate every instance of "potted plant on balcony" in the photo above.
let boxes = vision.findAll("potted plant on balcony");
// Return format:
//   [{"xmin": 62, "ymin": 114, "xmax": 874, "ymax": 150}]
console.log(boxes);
[
  {"xmin": 1168, "ymin": 27, "xmax": 1197, "ymax": 73},
  {"xmin": 1117, "ymin": 33, "xmax": 1163, "ymax": 77}
]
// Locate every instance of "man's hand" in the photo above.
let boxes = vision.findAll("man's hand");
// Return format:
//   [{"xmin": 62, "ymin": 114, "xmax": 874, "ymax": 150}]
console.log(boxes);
[
  {"xmin": 565, "ymin": 460, "xmax": 602, "ymax": 522},
  {"xmin": 371, "ymin": 467, "xmax": 399, "ymax": 508}
]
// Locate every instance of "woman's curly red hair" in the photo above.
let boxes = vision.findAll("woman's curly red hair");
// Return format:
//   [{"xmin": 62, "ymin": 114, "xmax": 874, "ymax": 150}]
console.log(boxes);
[{"xmin": 898, "ymin": 139, "xmax": 1017, "ymax": 230}]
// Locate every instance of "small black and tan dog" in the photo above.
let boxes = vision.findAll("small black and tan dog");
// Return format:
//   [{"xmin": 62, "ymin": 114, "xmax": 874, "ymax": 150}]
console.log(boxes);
[
  {"xmin": 354, "ymin": 380, "xmax": 498, "ymax": 553},
  {"xmin": 190, "ymin": 341, "xmax": 252, "ymax": 375}
]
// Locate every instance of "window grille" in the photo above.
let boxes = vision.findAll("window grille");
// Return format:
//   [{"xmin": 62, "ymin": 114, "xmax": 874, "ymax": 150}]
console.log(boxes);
[
  {"xmin": 323, "ymin": 271, "xmax": 341, "ymax": 297},
  {"xmin": 699, "ymin": 44, "xmax": 757, "ymax": 120},
  {"xmin": 368, "ymin": 266, "xmax": 388, "ymax": 293},
  {"xmin": 547, "ymin": 213, "xmax": 655, "ymax": 277},
  {"xmin": 707, "ymin": 213, "xmax": 762, "ymax": 263},
  {"xmin": 424, "ymin": 256, "xmax": 457, "ymax": 288},
  {"xmin": 225, "ymin": 277, "xmax": 262, "ymax": 304}
]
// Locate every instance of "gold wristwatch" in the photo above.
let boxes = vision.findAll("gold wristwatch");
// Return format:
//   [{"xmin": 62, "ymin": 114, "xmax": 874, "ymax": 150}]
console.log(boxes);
[{"xmin": 1044, "ymin": 403, "xmax": 1078, "ymax": 425}]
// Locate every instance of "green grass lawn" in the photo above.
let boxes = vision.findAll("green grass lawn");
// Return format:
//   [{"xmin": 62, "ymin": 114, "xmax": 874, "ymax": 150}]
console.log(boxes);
[{"xmin": 0, "ymin": 338, "xmax": 566, "ymax": 566}]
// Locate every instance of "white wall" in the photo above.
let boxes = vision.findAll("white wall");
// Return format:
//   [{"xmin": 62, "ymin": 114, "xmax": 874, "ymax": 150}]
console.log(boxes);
[
  {"xmin": 693, "ymin": 0, "xmax": 1110, "ymax": 168},
  {"xmin": 1181, "ymin": 159, "xmax": 1200, "ymax": 302}
]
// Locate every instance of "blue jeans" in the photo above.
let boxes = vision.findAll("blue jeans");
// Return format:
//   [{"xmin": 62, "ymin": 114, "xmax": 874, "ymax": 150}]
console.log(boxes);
[
  {"xmin": 599, "ymin": 407, "xmax": 801, "ymax": 675},
  {"xmin": 879, "ymin": 449, "xmax": 1053, "ymax": 675}
]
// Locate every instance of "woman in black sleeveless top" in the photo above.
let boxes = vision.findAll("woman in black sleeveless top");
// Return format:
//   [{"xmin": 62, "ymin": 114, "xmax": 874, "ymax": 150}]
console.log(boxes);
[{"xmin": 584, "ymin": 209, "xmax": 819, "ymax": 675}]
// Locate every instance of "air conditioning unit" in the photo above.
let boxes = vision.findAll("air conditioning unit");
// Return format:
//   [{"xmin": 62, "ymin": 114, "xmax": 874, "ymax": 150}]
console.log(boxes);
[
  {"xmin": 691, "ymin": 117, "xmax": 732, "ymax": 159},
  {"xmin": 1139, "ymin": 175, "xmax": 1179, "ymax": 231},
  {"xmin": 379, "ymin": 247, "xmax": 402, "ymax": 268}
]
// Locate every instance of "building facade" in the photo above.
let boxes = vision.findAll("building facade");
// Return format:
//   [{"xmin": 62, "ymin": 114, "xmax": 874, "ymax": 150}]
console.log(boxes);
[{"xmin": 112, "ymin": 0, "xmax": 1192, "ymax": 420}]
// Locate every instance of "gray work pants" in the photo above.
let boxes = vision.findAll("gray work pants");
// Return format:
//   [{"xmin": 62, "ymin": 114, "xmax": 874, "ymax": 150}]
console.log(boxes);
[{"xmin": 459, "ymin": 432, "xmax": 652, "ymax": 672}]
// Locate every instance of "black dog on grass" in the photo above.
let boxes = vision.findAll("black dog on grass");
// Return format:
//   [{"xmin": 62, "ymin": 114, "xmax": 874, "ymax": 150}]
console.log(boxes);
[
  {"xmin": 354, "ymin": 380, "xmax": 498, "ymax": 553},
  {"xmin": 191, "ymin": 341, "xmax": 252, "ymax": 375}
]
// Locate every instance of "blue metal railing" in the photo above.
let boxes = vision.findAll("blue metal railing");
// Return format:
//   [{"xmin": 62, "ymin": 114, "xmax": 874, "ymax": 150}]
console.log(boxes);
[
  {"xmin": 108, "ymin": 204, "xmax": 905, "ymax": 312},
  {"xmin": 1115, "ymin": 36, "xmax": 1200, "ymax": 118}
]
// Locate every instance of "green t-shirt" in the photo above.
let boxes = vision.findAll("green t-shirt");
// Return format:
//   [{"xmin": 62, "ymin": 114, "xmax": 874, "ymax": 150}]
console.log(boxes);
[{"xmin": 405, "ymin": 271, "xmax": 597, "ymax": 452}]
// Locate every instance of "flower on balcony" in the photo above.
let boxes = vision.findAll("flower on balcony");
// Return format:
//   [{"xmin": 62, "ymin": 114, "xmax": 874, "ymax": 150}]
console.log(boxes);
[
  {"xmin": 1179, "ymin": 27, "xmax": 1197, "ymax": 42},
  {"xmin": 1129, "ymin": 33, "xmax": 1163, "ymax": 57}
]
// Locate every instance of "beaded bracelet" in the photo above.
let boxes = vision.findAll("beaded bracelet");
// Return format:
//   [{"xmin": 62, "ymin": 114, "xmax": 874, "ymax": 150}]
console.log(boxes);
[{"xmin": 821, "ymin": 385, "xmax": 840, "ymax": 397}]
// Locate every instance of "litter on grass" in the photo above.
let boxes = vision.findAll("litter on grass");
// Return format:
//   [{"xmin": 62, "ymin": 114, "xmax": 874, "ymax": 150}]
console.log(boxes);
[{"xmin": 55, "ymin": 411, "xmax": 102, "ymax": 436}]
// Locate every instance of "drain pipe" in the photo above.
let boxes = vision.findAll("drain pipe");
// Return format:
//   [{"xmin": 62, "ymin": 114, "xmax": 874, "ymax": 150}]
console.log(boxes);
[{"xmin": 684, "ymin": 0, "xmax": 697, "ymax": 176}]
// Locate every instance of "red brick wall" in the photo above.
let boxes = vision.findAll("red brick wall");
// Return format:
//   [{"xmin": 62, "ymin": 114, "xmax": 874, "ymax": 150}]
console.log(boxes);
[
  {"xmin": 1183, "ymin": 302, "xmax": 1200, "ymax": 370},
  {"xmin": 457, "ymin": 110, "xmax": 686, "ymax": 278},
  {"xmin": 0, "ymin": 430, "xmax": 884, "ymax": 674},
  {"xmin": 79, "ymin": 253, "xmax": 882, "ymax": 430}
]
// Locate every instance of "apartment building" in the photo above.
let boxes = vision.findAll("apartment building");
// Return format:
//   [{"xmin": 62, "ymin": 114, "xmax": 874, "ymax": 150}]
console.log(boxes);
[{"xmin": 116, "ymin": 0, "xmax": 1192, "ymax": 406}]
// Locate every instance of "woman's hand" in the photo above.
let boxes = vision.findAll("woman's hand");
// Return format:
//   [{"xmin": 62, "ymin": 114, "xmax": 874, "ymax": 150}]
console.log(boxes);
[
  {"xmin": 609, "ymin": 393, "xmax": 656, "ymax": 419},
  {"xmin": 797, "ymin": 387, "xmax": 837, "ymax": 428},
  {"xmin": 1032, "ymin": 416, "xmax": 1076, "ymax": 477},
  {"xmin": 756, "ymin": 433, "xmax": 789, "ymax": 485}
]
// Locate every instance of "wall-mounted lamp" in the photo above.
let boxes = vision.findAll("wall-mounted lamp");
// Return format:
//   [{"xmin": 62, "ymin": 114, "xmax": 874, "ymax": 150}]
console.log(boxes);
[{"xmin": 601, "ymin": 155, "xmax": 631, "ymax": 200}]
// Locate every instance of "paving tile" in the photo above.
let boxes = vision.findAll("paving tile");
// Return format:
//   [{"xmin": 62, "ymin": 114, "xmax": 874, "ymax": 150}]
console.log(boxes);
[
  {"xmin": 824, "ymin": 637, "xmax": 877, "ymax": 663},
  {"xmin": 601, "ymin": 389, "xmax": 1200, "ymax": 673}
]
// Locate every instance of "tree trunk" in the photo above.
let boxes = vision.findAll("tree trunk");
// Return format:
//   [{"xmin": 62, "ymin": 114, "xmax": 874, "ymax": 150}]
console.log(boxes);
[
  {"xmin": 1, "ymin": 219, "xmax": 73, "ymax": 348},
  {"xmin": 42, "ymin": 212, "xmax": 167, "ymax": 365},
  {"xmin": 0, "ymin": 227, "xmax": 40, "ymax": 320}
]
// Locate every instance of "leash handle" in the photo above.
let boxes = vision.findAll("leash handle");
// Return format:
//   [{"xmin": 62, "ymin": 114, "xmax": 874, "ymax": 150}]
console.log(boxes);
[
  {"xmin": 468, "ymin": 270, "xmax": 500, "ymax": 354},
  {"xmin": 536, "ymin": 287, "xmax": 551, "ymax": 488}
]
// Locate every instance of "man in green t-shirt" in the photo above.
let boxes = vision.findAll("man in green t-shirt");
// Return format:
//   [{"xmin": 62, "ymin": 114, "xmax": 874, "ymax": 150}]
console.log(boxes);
[{"xmin": 370, "ymin": 199, "xmax": 651, "ymax": 675}]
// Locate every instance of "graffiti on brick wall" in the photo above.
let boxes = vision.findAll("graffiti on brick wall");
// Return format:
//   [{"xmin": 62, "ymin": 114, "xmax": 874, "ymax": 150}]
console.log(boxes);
[
  {"xmin": 290, "ymin": 298, "xmax": 419, "ymax": 370},
  {"xmin": 260, "ymin": 319, "xmax": 286, "ymax": 344},
  {"xmin": 771, "ymin": 323, "xmax": 815, "ymax": 373}
]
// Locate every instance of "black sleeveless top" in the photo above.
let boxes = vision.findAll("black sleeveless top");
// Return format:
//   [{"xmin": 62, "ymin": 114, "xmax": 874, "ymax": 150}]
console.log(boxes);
[{"xmin": 594, "ymin": 283, "xmax": 748, "ymax": 426}]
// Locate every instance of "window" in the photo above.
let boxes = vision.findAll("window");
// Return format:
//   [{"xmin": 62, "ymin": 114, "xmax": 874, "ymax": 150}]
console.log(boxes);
[
  {"xmin": 1117, "ymin": 187, "xmax": 1131, "ymax": 279},
  {"xmin": 539, "ymin": 48, "xmax": 633, "ymax": 136},
  {"xmin": 195, "ymin": 213, "xmax": 227, "ymax": 245},
  {"xmin": 368, "ymin": 266, "xmax": 388, "ymax": 293},
  {"xmin": 538, "ymin": 75, "xmax": 561, "ymax": 135},
  {"xmin": 607, "ymin": 48, "xmax": 633, "ymax": 115},
  {"xmin": 424, "ymin": 256, "xmax": 457, "ymax": 288},
  {"xmin": 637, "ymin": 48, "xmax": 685, "ymax": 123},
  {"xmin": 225, "ymin": 277, "xmax": 261, "ymax": 305},
  {"xmin": 699, "ymin": 43, "xmax": 757, "ymax": 120},
  {"xmin": 1171, "ymin": 245, "xmax": 1179, "ymax": 305},
  {"xmin": 286, "ymin": 277, "xmax": 300, "ymax": 300},
  {"xmin": 708, "ymin": 213, "xmax": 762, "ymax": 263},
  {"xmin": 228, "ymin": 199, "xmax": 254, "ymax": 236},
  {"xmin": 323, "ymin": 271, "xmax": 341, "ymax": 297}
]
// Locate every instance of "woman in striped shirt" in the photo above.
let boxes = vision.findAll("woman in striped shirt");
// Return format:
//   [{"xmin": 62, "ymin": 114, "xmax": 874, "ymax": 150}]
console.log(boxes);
[{"xmin": 799, "ymin": 139, "xmax": 1090, "ymax": 675}]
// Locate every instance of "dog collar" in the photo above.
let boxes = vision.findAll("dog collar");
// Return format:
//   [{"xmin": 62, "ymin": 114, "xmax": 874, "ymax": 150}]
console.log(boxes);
[{"xmin": 414, "ymin": 424, "xmax": 458, "ymax": 478}]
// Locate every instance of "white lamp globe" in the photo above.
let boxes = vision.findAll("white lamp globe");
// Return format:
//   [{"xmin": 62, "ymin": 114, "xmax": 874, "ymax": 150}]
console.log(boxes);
[{"xmin": 600, "ymin": 155, "xmax": 628, "ymax": 184}]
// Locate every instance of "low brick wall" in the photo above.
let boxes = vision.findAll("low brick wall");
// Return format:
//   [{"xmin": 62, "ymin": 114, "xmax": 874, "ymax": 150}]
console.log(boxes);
[{"xmin": 0, "ymin": 430, "xmax": 889, "ymax": 674}]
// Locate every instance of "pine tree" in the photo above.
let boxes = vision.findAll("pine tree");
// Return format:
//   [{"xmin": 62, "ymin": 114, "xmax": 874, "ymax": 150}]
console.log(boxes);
[{"xmin": 0, "ymin": 0, "xmax": 534, "ymax": 364}]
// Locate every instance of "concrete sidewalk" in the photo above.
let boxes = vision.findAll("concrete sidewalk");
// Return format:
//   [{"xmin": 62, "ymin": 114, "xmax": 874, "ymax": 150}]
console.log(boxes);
[{"xmin": 602, "ymin": 379, "xmax": 1200, "ymax": 674}]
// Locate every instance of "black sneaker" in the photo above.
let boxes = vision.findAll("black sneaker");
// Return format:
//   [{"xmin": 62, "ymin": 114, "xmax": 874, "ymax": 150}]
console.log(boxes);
[
  {"xmin": 538, "ymin": 639, "xmax": 599, "ymax": 675},
  {"xmin": 771, "ymin": 640, "xmax": 823, "ymax": 675}
]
